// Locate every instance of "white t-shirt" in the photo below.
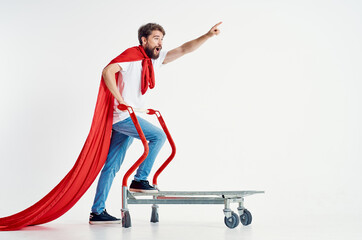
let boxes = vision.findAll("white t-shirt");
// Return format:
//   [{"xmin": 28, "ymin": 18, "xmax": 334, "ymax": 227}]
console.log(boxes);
[{"xmin": 113, "ymin": 50, "xmax": 168, "ymax": 124}]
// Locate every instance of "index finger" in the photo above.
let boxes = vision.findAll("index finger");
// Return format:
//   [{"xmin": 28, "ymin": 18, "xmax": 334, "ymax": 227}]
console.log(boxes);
[{"xmin": 213, "ymin": 22, "xmax": 223, "ymax": 28}]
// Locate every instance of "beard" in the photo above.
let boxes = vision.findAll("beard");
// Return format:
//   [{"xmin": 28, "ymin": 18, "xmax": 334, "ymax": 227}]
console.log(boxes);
[{"xmin": 144, "ymin": 45, "xmax": 161, "ymax": 59}]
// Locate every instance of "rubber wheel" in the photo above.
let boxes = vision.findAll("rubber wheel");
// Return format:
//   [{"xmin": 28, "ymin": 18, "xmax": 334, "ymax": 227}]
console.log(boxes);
[
  {"xmin": 224, "ymin": 211, "xmax": 240, "ymax": 229},
  {"xmin": 240, "ymin": 209, "xmax": 252, "ymax": 226},
  {"xmin": 122, "ymin": 211, "xmax": 131, "ymax": 228},
  {"xmin": 150, "ymin": 207, "xmax": 159, "ymax": 223}
]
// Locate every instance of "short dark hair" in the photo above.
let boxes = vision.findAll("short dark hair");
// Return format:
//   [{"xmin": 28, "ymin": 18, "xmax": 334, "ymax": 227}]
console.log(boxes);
[{"xmin": 138, "ymin": 23, "xmax": 165, "ymax": 45}]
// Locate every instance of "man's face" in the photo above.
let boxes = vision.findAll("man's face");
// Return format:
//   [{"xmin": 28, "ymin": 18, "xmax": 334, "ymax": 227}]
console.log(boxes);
[{"xmin": 142, "ymin": 30, "xmax": 164, "ymax": 59}]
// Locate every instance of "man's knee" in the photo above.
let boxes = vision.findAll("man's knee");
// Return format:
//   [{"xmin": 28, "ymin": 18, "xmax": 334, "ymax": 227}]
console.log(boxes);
[{"xmin": 155, "ymin": 129, "xmax": 166, "ymax": 144}]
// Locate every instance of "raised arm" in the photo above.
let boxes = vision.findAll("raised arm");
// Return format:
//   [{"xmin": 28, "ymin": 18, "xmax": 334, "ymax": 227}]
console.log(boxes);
[
  {"xmin": 163, "ymin": 22, "xmax": 222, "ymax": 64},
  {"xmin": 102, "ymin": 63, "xmax": 127, "ymax": 105}
]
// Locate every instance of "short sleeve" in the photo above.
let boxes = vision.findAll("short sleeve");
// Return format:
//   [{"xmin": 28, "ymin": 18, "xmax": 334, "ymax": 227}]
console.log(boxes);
[
  {"xmin": 117, "ymin": 62, "xmax": 131, "ymax": 72},
  {"xmin": 152, "ymin": 50, "xmax": 168, "ymax": 70}
]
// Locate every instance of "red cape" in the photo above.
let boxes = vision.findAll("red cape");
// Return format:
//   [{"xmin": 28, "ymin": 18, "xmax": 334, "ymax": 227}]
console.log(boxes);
[{"xmin": 0, "ymin": 46, "xmax": 154, "ymax": 231}]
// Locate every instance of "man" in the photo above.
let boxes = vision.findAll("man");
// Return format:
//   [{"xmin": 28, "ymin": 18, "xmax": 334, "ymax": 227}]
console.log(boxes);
[{"xmin": 89, "ymin": 22, "xmax": 222, "ymax": 224}]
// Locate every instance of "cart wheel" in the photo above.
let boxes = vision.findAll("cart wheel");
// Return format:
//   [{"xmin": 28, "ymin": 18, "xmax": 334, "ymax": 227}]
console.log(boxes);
[
  {"xmin": 150, "ymin": 206, "xmax": 159, "ymax": 223},
  {"xmin": 224, "ymin": 211, "xmax": 240, "ymax": 229},
  {"xmin": 240, "ymin": 209, "xmax": 252, "ymax": 226},
  {"xmin": 122, "ymin": 211, "xmax": 131, "ymax": 228}
]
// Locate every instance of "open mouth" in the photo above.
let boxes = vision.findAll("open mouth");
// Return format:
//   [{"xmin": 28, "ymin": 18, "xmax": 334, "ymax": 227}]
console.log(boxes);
[{"xmin": 155, "ymin": 47, "xmax": 161, "ymax": 53}]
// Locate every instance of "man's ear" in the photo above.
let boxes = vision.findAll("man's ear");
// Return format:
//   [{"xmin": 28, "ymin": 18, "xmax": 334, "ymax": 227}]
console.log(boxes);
[{"xmin": 141, "ymin": 36, "xmax": 147, "ymax": 45}]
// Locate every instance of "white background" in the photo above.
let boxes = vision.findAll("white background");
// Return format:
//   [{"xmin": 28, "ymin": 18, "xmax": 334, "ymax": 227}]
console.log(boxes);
[{"xmin": 1, "ymin": 0, "xmax": 361, "ymax": 239}]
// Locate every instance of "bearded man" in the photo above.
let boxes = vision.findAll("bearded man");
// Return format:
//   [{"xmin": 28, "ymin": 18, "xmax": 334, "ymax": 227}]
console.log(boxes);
[{"xmin": 89, "ymin": 22, "xmax": 222, "ymax": 224}]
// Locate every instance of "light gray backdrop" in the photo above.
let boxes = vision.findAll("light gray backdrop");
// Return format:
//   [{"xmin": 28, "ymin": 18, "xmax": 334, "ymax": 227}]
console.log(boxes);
[{"xmin": 1, "ymin": 0, "xmax": 361, "ymax": 229}]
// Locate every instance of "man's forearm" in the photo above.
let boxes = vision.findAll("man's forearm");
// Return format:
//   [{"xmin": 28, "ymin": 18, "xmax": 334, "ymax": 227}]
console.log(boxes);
[{"xmin": 180, "ymin": 33, "xmax": 211, "ymax": 54}]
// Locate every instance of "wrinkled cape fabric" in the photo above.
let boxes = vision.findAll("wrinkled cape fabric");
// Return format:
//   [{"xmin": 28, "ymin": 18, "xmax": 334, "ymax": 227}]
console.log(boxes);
[{"xmin": 0, "ymin": 45, "xmax": 154, "ymax": 231}]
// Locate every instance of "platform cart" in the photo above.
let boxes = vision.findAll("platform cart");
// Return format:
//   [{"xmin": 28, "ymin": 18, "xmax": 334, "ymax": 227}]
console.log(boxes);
[{"xmin": 118, "ymin": 105, "xmax": 264, "ymax": 229}]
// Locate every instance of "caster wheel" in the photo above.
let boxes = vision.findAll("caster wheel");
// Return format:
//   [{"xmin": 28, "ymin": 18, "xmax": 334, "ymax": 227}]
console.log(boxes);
[
  {"xmin": 224, "ymin": 211, "xmax": 240, "ymax": 229},
  {"xmin": 240, "ymin": 209, "xmax": 252, "ymax": 226},
  {"xmin": 150, "ymin": 206, "xmax": 159, "ymax": 223},
  {"xmin": 122, "ymin": 211, "xmax": 131, "ymax": 228}
]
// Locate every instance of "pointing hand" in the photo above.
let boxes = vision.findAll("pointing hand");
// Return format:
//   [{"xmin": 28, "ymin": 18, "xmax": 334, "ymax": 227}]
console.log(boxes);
[{"xmin": 207, "ymin": 22, "xmax": 222, "ymax": 37}]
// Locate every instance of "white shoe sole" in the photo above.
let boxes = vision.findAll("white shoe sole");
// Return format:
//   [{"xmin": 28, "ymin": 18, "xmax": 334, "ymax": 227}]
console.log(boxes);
[
  {"xmin": 89, "ymin": 220, "xmax": 121, "ymax": 225},
  {"xmin": 129, "ymin": 188, "xmax": 159, "ymax": 193}
]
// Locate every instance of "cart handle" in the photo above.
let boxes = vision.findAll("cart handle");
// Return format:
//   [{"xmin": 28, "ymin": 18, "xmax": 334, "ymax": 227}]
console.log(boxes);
[
  {"xmin": 146, "ymin": 109, "xmax": 176, "ymax": 186},
  {"xmin": 117, "ymin": 104, "xmax": 176, "ymax": 187},
  {"xmin": 118, "ymin": 105, "xmax": 149, "ymax": 187}
]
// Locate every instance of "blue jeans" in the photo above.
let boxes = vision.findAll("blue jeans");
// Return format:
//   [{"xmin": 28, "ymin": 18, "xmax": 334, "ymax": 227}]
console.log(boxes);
[{"xmin": 91, "ymin": 117, "xmax": 166, "ymax": 214}]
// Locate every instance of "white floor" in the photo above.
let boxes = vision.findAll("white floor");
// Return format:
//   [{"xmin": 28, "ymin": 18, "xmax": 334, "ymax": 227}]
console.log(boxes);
[{"xmin": 1, "ymin": 212, "xmax": 361, "ymax": 240}]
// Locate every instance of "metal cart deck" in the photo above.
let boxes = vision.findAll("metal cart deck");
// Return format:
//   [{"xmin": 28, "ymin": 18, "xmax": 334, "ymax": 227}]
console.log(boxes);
[{"xmin": 118, "ymin": 105, "xmax": 264, "ymax": 229}]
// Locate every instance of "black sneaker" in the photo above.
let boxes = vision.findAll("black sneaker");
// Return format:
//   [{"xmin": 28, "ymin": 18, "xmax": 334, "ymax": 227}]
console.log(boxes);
[
  {"xmin": 89, "ymin": 209, "xmax": 121, "ymax": 224},
  {"xmin": 129, "ymin": 180, "xmax": 158, "ymax": 193}
]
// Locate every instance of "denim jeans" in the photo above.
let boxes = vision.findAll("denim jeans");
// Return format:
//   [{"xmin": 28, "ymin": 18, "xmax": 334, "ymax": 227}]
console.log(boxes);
[{"xmin": 91, "ymin": 116, "xmax": 166, "ymax": 214}]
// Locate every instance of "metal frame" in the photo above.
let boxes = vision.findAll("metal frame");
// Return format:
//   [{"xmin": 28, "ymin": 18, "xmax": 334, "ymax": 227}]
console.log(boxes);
[
  {"xmin": 127, "ymin": 190, "xmax": 264, "ymax": 204},
  {"xmin": 118, "ymin": 105, "xmax": 264, "ymax": 228}
]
